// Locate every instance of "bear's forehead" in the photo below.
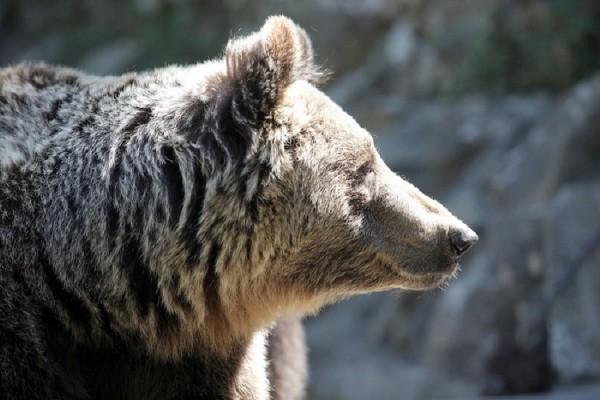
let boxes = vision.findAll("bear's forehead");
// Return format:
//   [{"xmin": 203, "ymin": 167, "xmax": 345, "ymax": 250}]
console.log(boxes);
[{"xmin": 280, "ymin": 80, "xmax": 374, "ymax": 148}]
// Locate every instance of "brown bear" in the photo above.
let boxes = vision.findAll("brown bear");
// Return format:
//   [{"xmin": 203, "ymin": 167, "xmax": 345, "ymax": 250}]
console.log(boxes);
[{"xmin": 0, "ymin": 16, "xmax": 477, "ymax": 400}]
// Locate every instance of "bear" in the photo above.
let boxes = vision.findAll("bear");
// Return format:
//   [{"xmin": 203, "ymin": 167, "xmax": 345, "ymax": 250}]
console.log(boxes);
[{"xmin": 0, "ymin": 16, "xmax": 477, "ymax": 400}]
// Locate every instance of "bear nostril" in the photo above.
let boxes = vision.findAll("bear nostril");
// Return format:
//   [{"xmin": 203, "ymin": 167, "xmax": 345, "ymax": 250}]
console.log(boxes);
[{"xmin": 449, "ymin": 229, "xmax": 479, "ymax": 258}]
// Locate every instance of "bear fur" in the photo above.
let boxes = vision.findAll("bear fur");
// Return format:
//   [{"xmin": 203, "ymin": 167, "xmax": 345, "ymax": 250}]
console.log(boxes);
[{"xmin": 0, "ymin": 16, "xmax": 477, "ymax": 400}]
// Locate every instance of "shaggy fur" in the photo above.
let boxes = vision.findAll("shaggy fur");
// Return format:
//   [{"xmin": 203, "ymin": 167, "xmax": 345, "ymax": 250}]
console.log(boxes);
[{"xmin": 0, "ymin": 16, "xmax": 476, "ymax": 399}]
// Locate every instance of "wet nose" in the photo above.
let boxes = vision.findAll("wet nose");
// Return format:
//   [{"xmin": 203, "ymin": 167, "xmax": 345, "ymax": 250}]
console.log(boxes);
[{"xmin": 449, "ymin": 229, "xmax": 479, "ymax": 258}]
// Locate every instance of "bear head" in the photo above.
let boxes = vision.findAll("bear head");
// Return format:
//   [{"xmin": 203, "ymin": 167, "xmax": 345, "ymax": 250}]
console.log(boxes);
[{"xmin": 179, "ymin": 16, "xmax": 478, "ymax": 339}]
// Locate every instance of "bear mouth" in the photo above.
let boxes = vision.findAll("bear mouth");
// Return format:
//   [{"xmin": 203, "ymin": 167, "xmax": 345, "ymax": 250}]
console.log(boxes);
[
  {"xmin": 397, "ymin": 261, "xmax": 460, "ymax": 290},
  {"xmin": 374, "ymin": 252, "xmax": 460, "ymax": 291}
]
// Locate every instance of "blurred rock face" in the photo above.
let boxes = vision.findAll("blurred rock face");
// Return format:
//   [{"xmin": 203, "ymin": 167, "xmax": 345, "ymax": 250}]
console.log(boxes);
[{"xmin": 2, "ymin": 0, "xmax": 600, "ymax": 399}]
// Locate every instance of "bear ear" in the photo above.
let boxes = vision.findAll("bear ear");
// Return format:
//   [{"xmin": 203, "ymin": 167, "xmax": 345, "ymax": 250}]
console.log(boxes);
[
  {"xmin": 224, "ymin": 16, "xmax": 325, "ymax": 124},
  {"xmin": 196, "ymin": 17, "xmax": 325, "ymax": 166}
]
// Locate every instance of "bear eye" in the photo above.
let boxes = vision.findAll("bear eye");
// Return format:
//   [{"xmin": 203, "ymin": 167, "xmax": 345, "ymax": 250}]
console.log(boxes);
[
  {"xmin": 284, "ymin": 137, "xmax": 298, "ymax": 151},
  {"xmin": 352, "ymin": 161, "xmax": 377, "ymax": 199},
  {"xmin": 364, "ymin": 167, "xmax": 377, "ymax": 195},
  {"xmin": 347, "ymin": 161, "xmax": 378, "ymax": 213}
]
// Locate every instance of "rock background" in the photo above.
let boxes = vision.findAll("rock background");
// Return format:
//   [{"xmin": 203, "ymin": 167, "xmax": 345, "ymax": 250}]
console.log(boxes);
[{"xmin": 2, "ymin": 1, "xmax": 600, "ymax": 399}]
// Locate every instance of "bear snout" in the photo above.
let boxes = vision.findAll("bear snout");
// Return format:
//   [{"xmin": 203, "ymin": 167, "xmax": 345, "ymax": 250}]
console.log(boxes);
[{"xmin": 449, "ymin": 228, "xmax": 478, "ymax": 258}]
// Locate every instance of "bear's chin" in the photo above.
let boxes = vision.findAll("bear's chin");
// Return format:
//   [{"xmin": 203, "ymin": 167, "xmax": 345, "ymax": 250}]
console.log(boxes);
[{"xmin": 397, "ymin": 262, "xmax": 460, "ymax": 291}]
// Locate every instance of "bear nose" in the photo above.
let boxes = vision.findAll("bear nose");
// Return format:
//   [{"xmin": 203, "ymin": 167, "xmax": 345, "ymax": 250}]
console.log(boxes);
[{"xmin": 449, "ymin": 229, "xmax": 478, "ymax": 258}]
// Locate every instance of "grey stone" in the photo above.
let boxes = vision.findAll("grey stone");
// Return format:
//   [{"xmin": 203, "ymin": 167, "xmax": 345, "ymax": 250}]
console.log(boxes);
[
  {"xmin": 490, "ymin": 74, "xmax": 600, "ymax": 206},
  {"xmin": 385, "ymin": 20, "xmax": 417, "ymax": 67},
  {"xmin": 544, "ymin": 183, "xmax": 600, "ymax": 382},
  {"xmin": 305, "ymin": 295, "xmax": 478, "ymax": 400},
  {"xmin": 421, "ymin": 251, "xmax": 507, "ymax": 378}
]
